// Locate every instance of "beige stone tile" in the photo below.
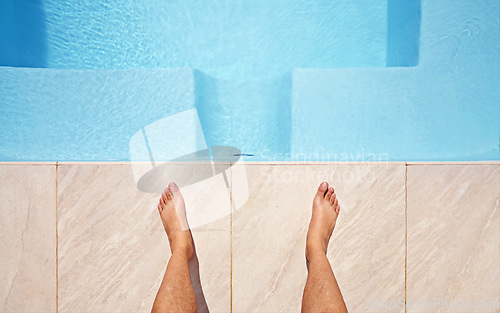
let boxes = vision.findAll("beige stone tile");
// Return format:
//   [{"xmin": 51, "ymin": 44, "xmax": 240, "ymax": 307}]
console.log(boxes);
[
  {"xmin": 231, "ymin": 164, "xmax": 405, "ymax": 313},
  {"xmin": 0, "ymin": 165, "xmax": 56, "ymax": 312},
  {"xmin": 407, "ymin": 165, "xmax": 500, "ymax": 313},
  {"xmin": 57, "ymin": 164, "xmax": 230, "ymax": 313}
]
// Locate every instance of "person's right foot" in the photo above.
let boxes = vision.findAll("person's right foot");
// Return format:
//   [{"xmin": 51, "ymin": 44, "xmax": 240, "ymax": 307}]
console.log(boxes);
[
  {"xmin": 306, "ymin": 182, "xmax": 340, "ymax": 261},
  {"xmin": 158, "ymin": 182, "xmax": 194, "ymax": 260}
]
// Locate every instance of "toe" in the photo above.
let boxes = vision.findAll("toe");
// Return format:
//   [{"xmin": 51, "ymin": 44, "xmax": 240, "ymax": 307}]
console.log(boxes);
[
  {"xmin": 165, "ymin": 188, "xmax": 173, "ymax": 200},
  {"xmin": 330, "ymin": 193, "xmax": 336, "ymax": 205},
  {"xmin": 325, "ymin": 187, "xmax": 334, "ymax": 200},
  {"xmin": 335, "ymin": 204, "xmax": 340, "ymax": 214},
  {"xmin": 158, "ymin": 203, "xmax": 162, "ymax": 213},
  {"xmin": 316, "ymin": 182, "xmax": 329, "ymax": 197},
  {"xmin": 333, "ymin": 197, "xmax": 338, "ymax": 208},
  {"xmin": 168, "ymin": 182, "xmax": 181, "ymax": 198}
]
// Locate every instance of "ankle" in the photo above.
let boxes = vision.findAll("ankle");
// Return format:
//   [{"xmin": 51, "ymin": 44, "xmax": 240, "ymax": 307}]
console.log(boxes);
[
  {"xmin": 170, "ymin": 245, "xmax": 193, "ymax": 260},
  {"xmin": 306, "ymin": 233, "xmax": 328, "ymax": 251},
  {"xmin": 169, "ymin": 235, "xmax": 194, "ymax": 260},
  {"xmin": 305, "ymin": 242, "xmax": 328, "ymax": 261}
]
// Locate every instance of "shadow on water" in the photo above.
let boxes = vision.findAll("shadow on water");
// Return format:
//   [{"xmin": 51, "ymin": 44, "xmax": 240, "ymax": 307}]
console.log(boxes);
[
  {"xmin": 386, "ymin": 0, "xmax": 421, "ymax": 67},
  {"xmin": 0, "ymin": 0, "xmax": 47, "ymax": 67}
]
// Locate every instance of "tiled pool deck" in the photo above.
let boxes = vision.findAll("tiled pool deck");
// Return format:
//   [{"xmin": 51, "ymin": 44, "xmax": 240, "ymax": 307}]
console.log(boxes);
[{"xmin": 1, "ymin": 161, "xmax": 498, "ymax": 312}]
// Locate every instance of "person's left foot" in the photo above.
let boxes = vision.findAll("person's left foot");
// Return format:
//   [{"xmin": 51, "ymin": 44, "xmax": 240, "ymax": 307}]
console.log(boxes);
[{"xmin": 158, "ymin": 182, "xmax": 193, "ymax": 260}]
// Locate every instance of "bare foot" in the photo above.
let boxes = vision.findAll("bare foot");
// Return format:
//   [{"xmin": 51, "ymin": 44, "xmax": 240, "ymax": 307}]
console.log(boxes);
[
  {"xmin": 306, "ymin": 182, "xmax": 340, "ymax": 261},
  {"xmin": 158, "ymin": 182, "xmax": 194, "ymax": 260}
]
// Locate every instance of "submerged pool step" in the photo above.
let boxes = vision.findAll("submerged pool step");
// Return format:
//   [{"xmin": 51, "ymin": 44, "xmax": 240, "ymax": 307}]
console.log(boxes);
[
  {"xmin": 194, "ymin": 71, "xmax": 292, "ymax": 159},
  {"xmin": 0, "ymin": 67, "xmax": 197, "ymax": 161}
]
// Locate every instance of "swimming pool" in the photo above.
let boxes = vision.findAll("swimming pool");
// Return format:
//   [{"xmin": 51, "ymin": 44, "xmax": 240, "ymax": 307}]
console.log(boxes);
[{"xmin": 0, "ymin": 0, "xmax": 498, "ymax": 161}]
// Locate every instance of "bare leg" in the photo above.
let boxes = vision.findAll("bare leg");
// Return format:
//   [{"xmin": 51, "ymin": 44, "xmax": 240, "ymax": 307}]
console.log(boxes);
[
  {"xmin": 302, "ymin": 182, "xmax": 348, "ymax": 313},
  {"xmin": 152, "ymin": 182, "xmax": 197, "ymax": 313}
]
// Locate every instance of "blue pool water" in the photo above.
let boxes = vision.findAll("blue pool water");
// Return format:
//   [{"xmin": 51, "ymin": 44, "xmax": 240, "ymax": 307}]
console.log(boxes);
[{"xmin": 0, "ymin": 0, "xmax": 498, "ymax": 161}]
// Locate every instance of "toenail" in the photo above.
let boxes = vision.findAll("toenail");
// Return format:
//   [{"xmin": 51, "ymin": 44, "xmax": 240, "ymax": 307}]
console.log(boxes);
[{"xmin": 321, "ymin": 182, "xmax": 327, "ymax": 187}]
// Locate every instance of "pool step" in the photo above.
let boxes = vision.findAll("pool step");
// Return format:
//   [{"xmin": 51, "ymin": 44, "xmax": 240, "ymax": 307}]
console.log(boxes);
[{"xmin": 195, "ymin": 71, "xmax": 292, "ymax": 159}]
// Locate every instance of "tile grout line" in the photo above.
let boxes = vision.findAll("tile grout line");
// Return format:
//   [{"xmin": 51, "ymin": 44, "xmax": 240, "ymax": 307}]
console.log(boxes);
[
  {"xmin": 55, "ymin": 162, "xmax": 59, "ymax": 313},
  {"xmin": 404, "ymin": 163, "xmax": 407, "ymax": 313},
  {"xmin": 229, "ymin": 161, "xmax": 233, "ymax": 313}
]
